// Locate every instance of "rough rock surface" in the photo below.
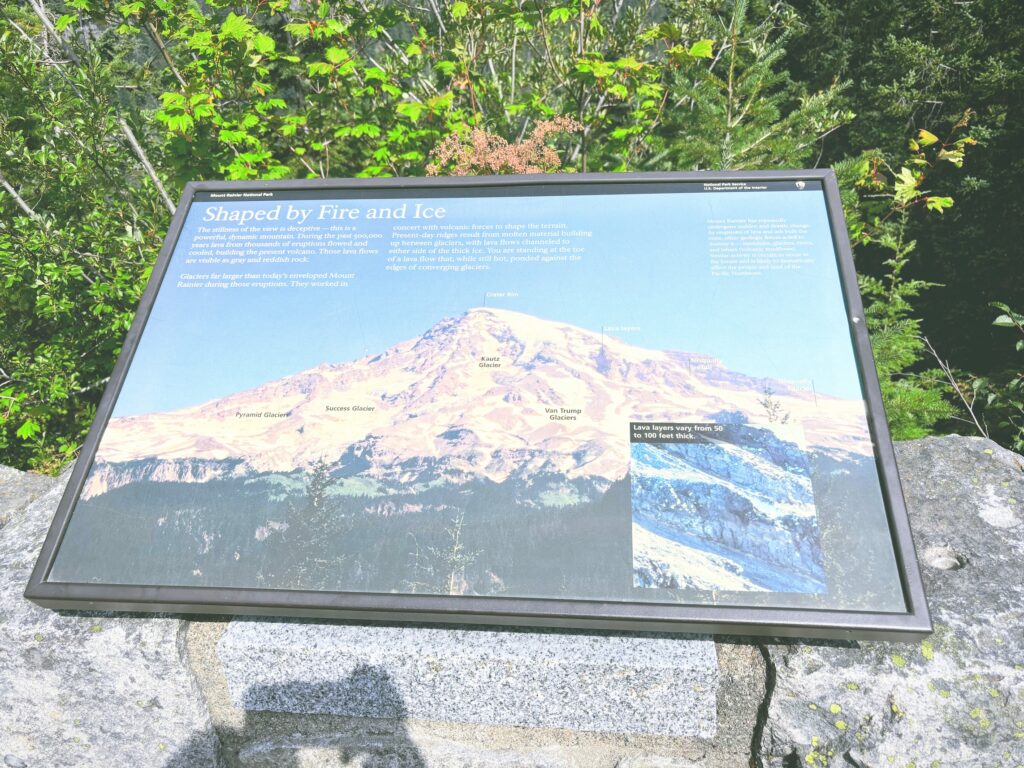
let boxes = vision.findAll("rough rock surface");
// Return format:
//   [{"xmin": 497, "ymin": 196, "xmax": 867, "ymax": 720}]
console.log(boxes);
[
  {"xmin": 216, "ymin": 622, "xmax": 718, "ymax": 737},
  {"xmin": 1, "ymin": 435, "xmax": 1022, "ymax": 767},
  {"xmin": 759, "ymin": 436, "xmax": 1024, "ymax": 766},
  {"xmin": 0, "ymin": 467, "xmax": 218, "ymax": 768},
  {"xmin": 186, "ymin": 620, "xmax": 763, "ymax": 767},
  {"xmin": 0, "ymin": 466, "xmax": 53, "ymax": 529}
]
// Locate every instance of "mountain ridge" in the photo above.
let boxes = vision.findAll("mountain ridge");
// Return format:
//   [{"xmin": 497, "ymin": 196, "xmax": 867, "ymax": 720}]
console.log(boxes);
[{"xmin": 85, "ymin": 307, "xmax": 873, "ymax": 499}]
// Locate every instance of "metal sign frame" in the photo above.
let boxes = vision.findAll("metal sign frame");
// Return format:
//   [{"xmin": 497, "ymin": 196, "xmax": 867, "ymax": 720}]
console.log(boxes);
[{"xmin": 25, "ymin": 170, "xmax": 932, "ymax": 641}]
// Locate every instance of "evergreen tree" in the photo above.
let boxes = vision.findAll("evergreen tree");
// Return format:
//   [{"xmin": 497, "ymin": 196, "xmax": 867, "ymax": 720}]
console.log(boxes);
[
  {"xmin": 407, "ymin": 510, "xmax": 480, "ymax": 595},
  {"xmin": 784, "ymin": 0, "xmax": 1024, "ymax": 384},
  {"xmin": 282, "ymin": 459, "xmax": 348, "ymax": 589},
  {"xmin": 650, "ymin": 0, "xmax": 852, "ymax": 170}
]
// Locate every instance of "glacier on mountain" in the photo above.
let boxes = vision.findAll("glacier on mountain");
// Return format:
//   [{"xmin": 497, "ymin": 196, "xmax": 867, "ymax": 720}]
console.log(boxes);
[{"xmin": 84, "ymin": 307, "xmax": 873, "ymax": 498}]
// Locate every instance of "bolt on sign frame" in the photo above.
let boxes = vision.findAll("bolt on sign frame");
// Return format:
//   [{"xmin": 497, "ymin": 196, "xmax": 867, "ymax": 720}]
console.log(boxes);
[{"xmin": 26, "ymin": 171, "xmax": 931, "ymax": 641}]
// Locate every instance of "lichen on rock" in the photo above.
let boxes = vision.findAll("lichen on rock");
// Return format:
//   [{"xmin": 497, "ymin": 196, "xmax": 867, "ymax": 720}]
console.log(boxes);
[{"xmin": 758, "ymin": 436, "xmax": 1024, "ymax": 767}]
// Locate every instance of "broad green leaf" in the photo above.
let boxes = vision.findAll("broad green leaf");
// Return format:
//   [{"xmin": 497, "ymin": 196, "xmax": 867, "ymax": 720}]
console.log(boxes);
[
  {"xmin": 325, "ymin": 47, "xmax": 349, "ymax": 64},
  {"xmin": 396, "ymin": 101, "xmax": 425, "ymax": 122},
  {"xmin": 548, "ymin": 7, "xmax": 572, "ymax": 24},
  {"xmin": 193, "ymin": 102, "xmax": 216, "ymax": 119},
  {"xmin": 220, "ymin": 12, "xmax": 251, "ymax": 41},
  {"xmin": 607, "ymin": 83, "xmax": 628, "ymax": 100},
  {"xmin": 159, "ymin": 91, "xmax": 185, "ymax": 108},
  {"xmin": 577, "ymin": 59, "xmax": 614, "ymax": 78},
  {"xmin": 688, "ymin": 39, "xmax": 714, "ymax": 59},
  {"xmin": 117, "ymin": 1, "xmax": 143, "ymax": 17},
  {"xmin": 251, "ymin": 32, "xmax": 275, "ymax": 55},
  {"xmin": 991, "ymin": 303, "xmax": 1024, "ymax": 327},
  {"xmin": 352, "ymin": 123, "xmax": 381, "ymax": 138},
  {"xmin": 307, "ymin": 62, "xmax": 334, "ymax": 76},
  {"xmin": 188, "ymin": 30, "xmax": 213, "ymax": 51},
  {"xmin": 16, "ymin": 420, "xmax": 41, "ymax": 441},
  {"xmin": 666, "ymin": 45, "xmax": 690, "ymax": 65},
  {"xmin": 917, "ymin": 129, "xmax": 939, "ymax": 147},
  {"xmin": 451, "ymin": 1, "xmax": 469, "ymax": 19},
  {"xmin": 163, "ymin": 113, "xmax": 195, "ymax": 133},
  {"xmin": 513, "ymin": 14, "xmax": 533, "ymax": 31},
  {"xmin": 655, "ymin": 22, "xmax": 682, "ymax": 42},
  {"xmin": 218, "ymin": 129, "xmax": 249, "ymax": 143},
  {"xmin": 283, "ymin": 22, "xmax": 311, "ymax": 38}
]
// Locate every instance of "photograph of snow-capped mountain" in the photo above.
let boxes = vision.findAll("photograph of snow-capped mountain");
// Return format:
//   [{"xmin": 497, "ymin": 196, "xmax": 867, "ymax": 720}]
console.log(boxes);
[{"xmin": 53, "ymin": 306, "xmax": 868, "ymax": 600}]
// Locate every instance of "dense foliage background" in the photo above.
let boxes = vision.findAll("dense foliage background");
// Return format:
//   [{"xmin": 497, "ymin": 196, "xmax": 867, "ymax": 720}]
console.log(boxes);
[{"xmin": 0, "ymin": 0, "xmax": 1021, "ymax": 473}]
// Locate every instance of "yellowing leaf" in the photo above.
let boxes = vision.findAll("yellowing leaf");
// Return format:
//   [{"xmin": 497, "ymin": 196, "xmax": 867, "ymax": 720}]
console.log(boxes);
[
  {"xmin": 917, "ymin": 129, "xmax": 939, "ymax": 147},
  {"xmin": 893, "ymin": 167, "xmax": 920, "ymax": 204},
  {"xmin": 925, "ymin": 196, "xmax": 954, "ymax": 213},
  {"xmin": 937, "ymin": 148, "xmax": 965, "ymax": 167}
]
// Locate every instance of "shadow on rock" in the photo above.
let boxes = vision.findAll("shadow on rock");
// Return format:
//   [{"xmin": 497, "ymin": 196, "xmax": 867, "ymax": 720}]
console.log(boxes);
[{"xmin": 165, "ymin": 663, "xmax": 426, "ymax": 767}]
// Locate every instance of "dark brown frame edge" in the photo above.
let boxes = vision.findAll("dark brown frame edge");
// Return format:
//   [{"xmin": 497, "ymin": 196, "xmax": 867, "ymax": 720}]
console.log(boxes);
[{"xmin": 24, "ymin": 169, "xmax": 932, "ymax": 642}]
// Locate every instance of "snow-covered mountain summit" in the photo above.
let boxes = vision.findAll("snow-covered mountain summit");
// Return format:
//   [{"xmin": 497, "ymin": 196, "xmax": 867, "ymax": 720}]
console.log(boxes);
[{"xmin": 87, "ymin": 307, "xmax": 873, "ymax": 498}]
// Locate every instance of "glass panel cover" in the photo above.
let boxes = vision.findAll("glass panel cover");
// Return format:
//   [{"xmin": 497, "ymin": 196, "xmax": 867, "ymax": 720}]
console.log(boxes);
[{"xmin": 48, "ymin": 180, "xmax": 906, "ymax": 613}]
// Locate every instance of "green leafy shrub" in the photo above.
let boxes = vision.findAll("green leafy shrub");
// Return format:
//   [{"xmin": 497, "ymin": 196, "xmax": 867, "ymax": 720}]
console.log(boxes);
[
  {"xmin": 982, "ymin": 304, "xmax": 1024, "ymax": 451},
  {"xmin": 1, "ymin": 0, "xmax": 851, "ymax": 472},
  {"xmin": 0, "ymin": 18, "xmax": 169, "ymax": 473},
  {"xmin": 937, "ymin": 304, "xmax": 1024, "ymax": 452},
  {"xmin": 784, "ymin": 0, "xmax": 1024, "ymax": 386},
  {"xmin": 836, "ymin": 115, "xmax": 975, "ymax": 440}
]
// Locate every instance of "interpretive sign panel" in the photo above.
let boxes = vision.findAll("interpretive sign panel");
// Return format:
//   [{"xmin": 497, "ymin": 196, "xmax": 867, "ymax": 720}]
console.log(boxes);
[{"xmin": 26, "ymin": 172, "xmax": 931, "ymax": 640}]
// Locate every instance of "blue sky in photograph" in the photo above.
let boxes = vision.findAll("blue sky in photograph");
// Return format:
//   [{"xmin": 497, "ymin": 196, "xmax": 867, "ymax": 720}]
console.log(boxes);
[{"xmin": 113, "ymin": 187, "xmax": 863, "ymax": 415}]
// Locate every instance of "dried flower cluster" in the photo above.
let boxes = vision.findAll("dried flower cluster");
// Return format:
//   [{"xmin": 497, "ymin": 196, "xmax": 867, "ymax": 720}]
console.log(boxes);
[{"xmin": 426, "ymin": 116, "xmax": 582, "ymax": 176}]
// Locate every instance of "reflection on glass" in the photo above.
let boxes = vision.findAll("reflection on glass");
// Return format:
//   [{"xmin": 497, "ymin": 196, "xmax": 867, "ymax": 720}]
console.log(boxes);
[{"xmin": 50, "ymin": 184, "xmax": 906, "ymax": 614}]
